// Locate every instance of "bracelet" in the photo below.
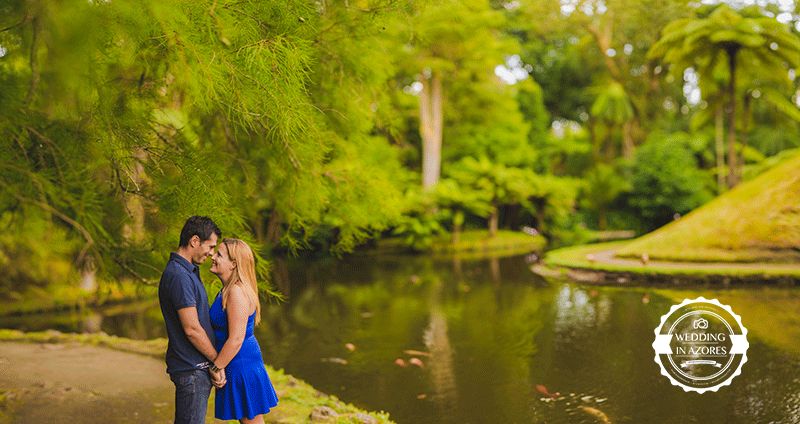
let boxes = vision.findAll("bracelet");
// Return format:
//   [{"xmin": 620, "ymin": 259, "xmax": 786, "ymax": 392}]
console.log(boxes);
[{"xmin": 209, "ymin": 363, "xmax": 221, "ymax": 372}]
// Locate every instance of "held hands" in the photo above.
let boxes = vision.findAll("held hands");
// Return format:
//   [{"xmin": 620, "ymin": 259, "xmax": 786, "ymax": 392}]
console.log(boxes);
[{"xmin": 209, "ymin": 366, "xmax": 227, "ymax": 388}]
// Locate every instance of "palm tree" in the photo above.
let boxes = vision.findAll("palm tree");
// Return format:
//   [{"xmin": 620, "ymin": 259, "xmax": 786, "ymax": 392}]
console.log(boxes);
[
  {"xmin": 689, "ymin": 61, "xmax": 729, "ymax": 193},
  {"xmin": 591, "ymin": 81, "xmax": 635, "ymax": 159},
  {"xmin": 648, "ymin": 4, "xmax": 800, "ymax": 187}
]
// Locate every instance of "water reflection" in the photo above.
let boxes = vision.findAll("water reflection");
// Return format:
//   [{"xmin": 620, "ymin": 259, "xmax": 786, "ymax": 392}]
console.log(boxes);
[{"xmin": 1, "ymin": 255, "xmax": 799, "ymax": 423}]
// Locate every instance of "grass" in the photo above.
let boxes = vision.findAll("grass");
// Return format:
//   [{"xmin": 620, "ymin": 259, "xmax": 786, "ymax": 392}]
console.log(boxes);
[
  {"xmin": 543, "ymin": 241, "xmax": 800, "ymax": 279},
  {"xmin": 430, "ymin": 229, "xmax": 545, "ymax": 254},
  {"xmin": 0, "ymin": 329, "xmax": 395, "ymax": 424},
  {"xmin": 616, "ymin": 151, "xmax": 800, "ymax": 263},
  {"xmin": 375, "ymin": 229, "xmax": 545, "ymax": 259}
]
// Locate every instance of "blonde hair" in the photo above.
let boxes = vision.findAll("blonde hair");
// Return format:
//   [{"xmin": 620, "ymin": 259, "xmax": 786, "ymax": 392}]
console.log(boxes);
[{"xmin": 220, "ymin": 238, "xmax": 261, "ymax": 326}]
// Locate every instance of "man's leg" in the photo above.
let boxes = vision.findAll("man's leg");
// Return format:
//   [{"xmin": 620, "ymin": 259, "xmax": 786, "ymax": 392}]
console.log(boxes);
[{"xmin": 170, "ymin": 369, "xmax": 212, "ymax": 424}]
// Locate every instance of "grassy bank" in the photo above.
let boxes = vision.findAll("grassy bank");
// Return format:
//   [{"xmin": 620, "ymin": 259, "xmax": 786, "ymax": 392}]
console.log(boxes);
[
  {"xmin": 542, "ymin": 241, "xmax": 800, "ymax": 284},
  {"xmin": 374, "ymin": 229, "xmax": 545, "ymax": 259},
  {"xmin": 0, "ymin": 329, "xmax": 394, "ymax": 424},
  {"xmin": 616, "ymin": 152, "xmax": 800, "ymax": 263}
]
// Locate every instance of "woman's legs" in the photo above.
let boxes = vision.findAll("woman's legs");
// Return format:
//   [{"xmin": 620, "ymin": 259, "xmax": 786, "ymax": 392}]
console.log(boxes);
[{"xmin": 240, "ymin": 415, "xmax": 263, "ymax": 424}]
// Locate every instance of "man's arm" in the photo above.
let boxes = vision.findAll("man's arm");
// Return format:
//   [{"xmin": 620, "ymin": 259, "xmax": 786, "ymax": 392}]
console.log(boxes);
[{"xmin": 177, "ymin": 307, "xmax": 218, "ymax": 362}]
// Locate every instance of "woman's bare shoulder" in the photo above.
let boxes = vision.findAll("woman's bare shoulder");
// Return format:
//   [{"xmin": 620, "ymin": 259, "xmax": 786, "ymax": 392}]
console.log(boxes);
[{"xmin": 226, "ymin": 283, "xmax": 255, "ymax": 314}]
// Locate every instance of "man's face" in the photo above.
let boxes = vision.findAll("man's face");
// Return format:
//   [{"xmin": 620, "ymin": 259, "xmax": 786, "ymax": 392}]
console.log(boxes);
[{"xmin": 191, "ymin": 233, "xmax": 218, "ymax": 264}]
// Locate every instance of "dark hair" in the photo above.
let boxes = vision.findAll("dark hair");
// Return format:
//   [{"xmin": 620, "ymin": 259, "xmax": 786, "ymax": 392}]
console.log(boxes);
[{"xmin": 178, "ymin": 216, "xmax": 222, "ymax": 248}]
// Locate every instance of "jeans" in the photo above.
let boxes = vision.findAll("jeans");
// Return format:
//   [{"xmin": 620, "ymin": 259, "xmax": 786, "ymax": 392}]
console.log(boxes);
[{"xmin": 170, "ymin": 369, "xmax": 212, "ymax": 424}]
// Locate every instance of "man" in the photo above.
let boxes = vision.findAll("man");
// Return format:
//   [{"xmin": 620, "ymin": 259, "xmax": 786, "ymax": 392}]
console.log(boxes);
[{"xmin": 159, "ymin": 216, "xmax": 226, "ymax": 424}]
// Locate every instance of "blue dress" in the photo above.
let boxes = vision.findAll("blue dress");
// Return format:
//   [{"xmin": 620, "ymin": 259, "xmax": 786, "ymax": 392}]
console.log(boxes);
[{"xmin": 210, "ymin": 292, "xmax": 279, "ymax": 420}]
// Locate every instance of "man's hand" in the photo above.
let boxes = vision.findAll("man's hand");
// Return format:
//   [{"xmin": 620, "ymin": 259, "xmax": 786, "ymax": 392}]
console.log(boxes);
[{"xmin": 210, "ymin": 368, "xmax": 227, "ymax": 388}]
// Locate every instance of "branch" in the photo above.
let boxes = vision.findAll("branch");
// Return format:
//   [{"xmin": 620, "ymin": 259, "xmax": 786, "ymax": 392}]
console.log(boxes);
[
  {"xmin": 25, "ymin": 126, "xmax": 65, "ymax": 183},
  {"xmin": 0, "ymin": 11, "xmax": 29, "ymax": 32},
  {"xmin": 113, "ymin": 257, "xmax": 158, "ymax": 286},
  {"xmin": 24, "ymin": 15, "xmax": 41, "ymax": 107},
  {"xmin": 0, "ymin": 181, "xmax": 96, "ymax": 256}
]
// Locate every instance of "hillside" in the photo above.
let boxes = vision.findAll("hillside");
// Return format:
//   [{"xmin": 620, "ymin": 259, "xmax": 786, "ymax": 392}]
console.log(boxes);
[{"xmin": 616, "ymin": 152, "xmax": 800, "ymax": 263}]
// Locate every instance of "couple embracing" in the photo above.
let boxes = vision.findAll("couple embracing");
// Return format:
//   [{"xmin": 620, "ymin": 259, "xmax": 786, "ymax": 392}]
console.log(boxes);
[{"xmin": 158, "ymin": 216, "xmax": 279, "ymax": 423}]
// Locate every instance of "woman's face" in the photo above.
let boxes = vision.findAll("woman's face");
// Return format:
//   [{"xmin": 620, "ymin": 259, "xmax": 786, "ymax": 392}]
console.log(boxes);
[{"xmin": 210, "ymin": 243, "xmax": 236, "ymax": 282}]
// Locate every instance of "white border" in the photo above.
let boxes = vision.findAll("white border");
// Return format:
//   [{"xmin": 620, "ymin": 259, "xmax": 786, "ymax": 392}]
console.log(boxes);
[{"xmin": 652, "ymin": 297, "xmax": 749, "ymax": 394}]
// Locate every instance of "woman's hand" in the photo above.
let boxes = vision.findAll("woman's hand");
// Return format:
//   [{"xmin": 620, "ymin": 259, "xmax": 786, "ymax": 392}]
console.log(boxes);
[{"xmin": 210, "ymin": 367, "xmax": 227, "ymax": 388}]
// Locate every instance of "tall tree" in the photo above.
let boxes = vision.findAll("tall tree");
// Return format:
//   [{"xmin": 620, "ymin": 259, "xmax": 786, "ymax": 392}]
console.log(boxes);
[
  {"xmin": 649, "ymin": 4, "xmax": 800, "ymax": 187},
  {"xmin": 513, "ymin": 0, "xmax": 692, "ymax": 155},
  {"xmin": 0, "ymin": 0, "xmax": 409, "ymax": 287},
  {"xmin": 400, "ymin": 0, "xmax": 516, "ymax": 189}
]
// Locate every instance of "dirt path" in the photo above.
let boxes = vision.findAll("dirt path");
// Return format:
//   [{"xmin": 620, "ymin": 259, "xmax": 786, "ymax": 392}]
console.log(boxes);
[{"xmin": 0, "ymin": 341, "xmax": 182, "ymax": 423}]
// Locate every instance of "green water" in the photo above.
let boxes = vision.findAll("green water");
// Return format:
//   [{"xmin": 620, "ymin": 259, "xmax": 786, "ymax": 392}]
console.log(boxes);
[{"xmin": 3, "ymin": 254, "xmax": 799, "ymax": 423}]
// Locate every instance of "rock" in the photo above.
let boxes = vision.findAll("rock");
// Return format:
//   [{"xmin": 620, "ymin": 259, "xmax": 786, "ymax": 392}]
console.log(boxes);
[
  {"xmin": 310, "ymin": 406, "xmax": 339, "ymax": 422},
  {"xmin": 566, "ymin": 269, "xmax": 604, "ymax": 283}
]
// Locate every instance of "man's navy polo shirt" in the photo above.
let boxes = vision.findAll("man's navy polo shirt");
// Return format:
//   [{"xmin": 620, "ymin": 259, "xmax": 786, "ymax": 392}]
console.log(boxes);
[{"xmin": 158, "ymin": 252, "xmax": 215, "ymax": 374}]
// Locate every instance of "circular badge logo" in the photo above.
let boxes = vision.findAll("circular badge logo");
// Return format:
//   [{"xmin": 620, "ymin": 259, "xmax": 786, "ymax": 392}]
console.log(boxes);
[{"xmin": 652, "ymin": 297, "xmax": 749, "ymax": 393}]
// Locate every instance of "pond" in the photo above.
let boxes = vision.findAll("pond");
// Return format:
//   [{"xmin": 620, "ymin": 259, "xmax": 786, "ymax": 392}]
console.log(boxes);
[{"xmin": 3, "ymin": 254, "xmax": 800, "ymax": 423}]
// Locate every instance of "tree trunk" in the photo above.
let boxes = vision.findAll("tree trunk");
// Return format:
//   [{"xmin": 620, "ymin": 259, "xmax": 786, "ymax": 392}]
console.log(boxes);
[
  {"xmin": 715, "ymin": 104, "xmax": 726, "ymax": 193},
  {"xmin": 420, "ymin": 71, "xmax": 443, "ymax": 190},
  {"xmin": 598, "ymin": 209, "xmax": 607, "ymax": 231},
  {"xmin": 80, "ymin": 256, "xmax": 97, "ymax": 293},
  {"xmin": 726, "ymin": 49, "xmax": 739, "ymax": 188},
  {"xmin": 451, "ymin": 222, "xmax": 461, "ymax": 245},
  {"xmin": 740, "ymin": 93, "xmax": 751, "ymax": 179},
  {"xmin": 622, "ymin": 120, "xmax": 635, "ymax": 159},
  {"xmin": 265, "ymin": 208, "xmax": 282, "ymax": 249},
  {"xmin": 488, "ymin": 207, "xmax": 498, "ymax": 237},
  {"xmin": 254, "ymin": 210, "xmax": 265, "ymax": 243},
  {"xmin": 271, "ymin": 257, "xmax": 290, "ymax": 297},
  {"xmin": 588, "ymin": 117, "xmax": 600, "ymax": 162}
]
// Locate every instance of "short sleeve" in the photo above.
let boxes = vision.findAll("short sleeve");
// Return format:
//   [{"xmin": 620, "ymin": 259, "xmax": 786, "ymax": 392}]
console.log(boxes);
[{"xmin": 165, "ymin": 271, "xmax": 198, "ymax": 310}]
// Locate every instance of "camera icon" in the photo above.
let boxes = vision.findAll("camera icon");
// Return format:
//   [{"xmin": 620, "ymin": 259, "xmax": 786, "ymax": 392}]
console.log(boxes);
[{"xmin": 693, "ymin": 318, "xmax": 709, "ymax": 329}]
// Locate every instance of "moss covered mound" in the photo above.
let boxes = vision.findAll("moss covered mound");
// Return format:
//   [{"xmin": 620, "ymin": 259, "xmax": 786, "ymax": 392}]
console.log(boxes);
[{"xmin": 618, "ymin": 153, "xmax": 800, "ymax": 263}]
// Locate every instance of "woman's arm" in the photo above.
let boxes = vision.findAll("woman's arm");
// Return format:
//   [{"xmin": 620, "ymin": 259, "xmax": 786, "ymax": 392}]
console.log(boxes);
[{"xmin": 212, "ymin": 284, "xmax": 250, "ymax": 369}]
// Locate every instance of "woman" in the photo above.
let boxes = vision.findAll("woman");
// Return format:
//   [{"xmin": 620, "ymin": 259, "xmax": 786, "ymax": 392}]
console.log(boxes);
[{"xmin": 209, "ymin": 238, "xmax": 279, "ymax": 423}]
